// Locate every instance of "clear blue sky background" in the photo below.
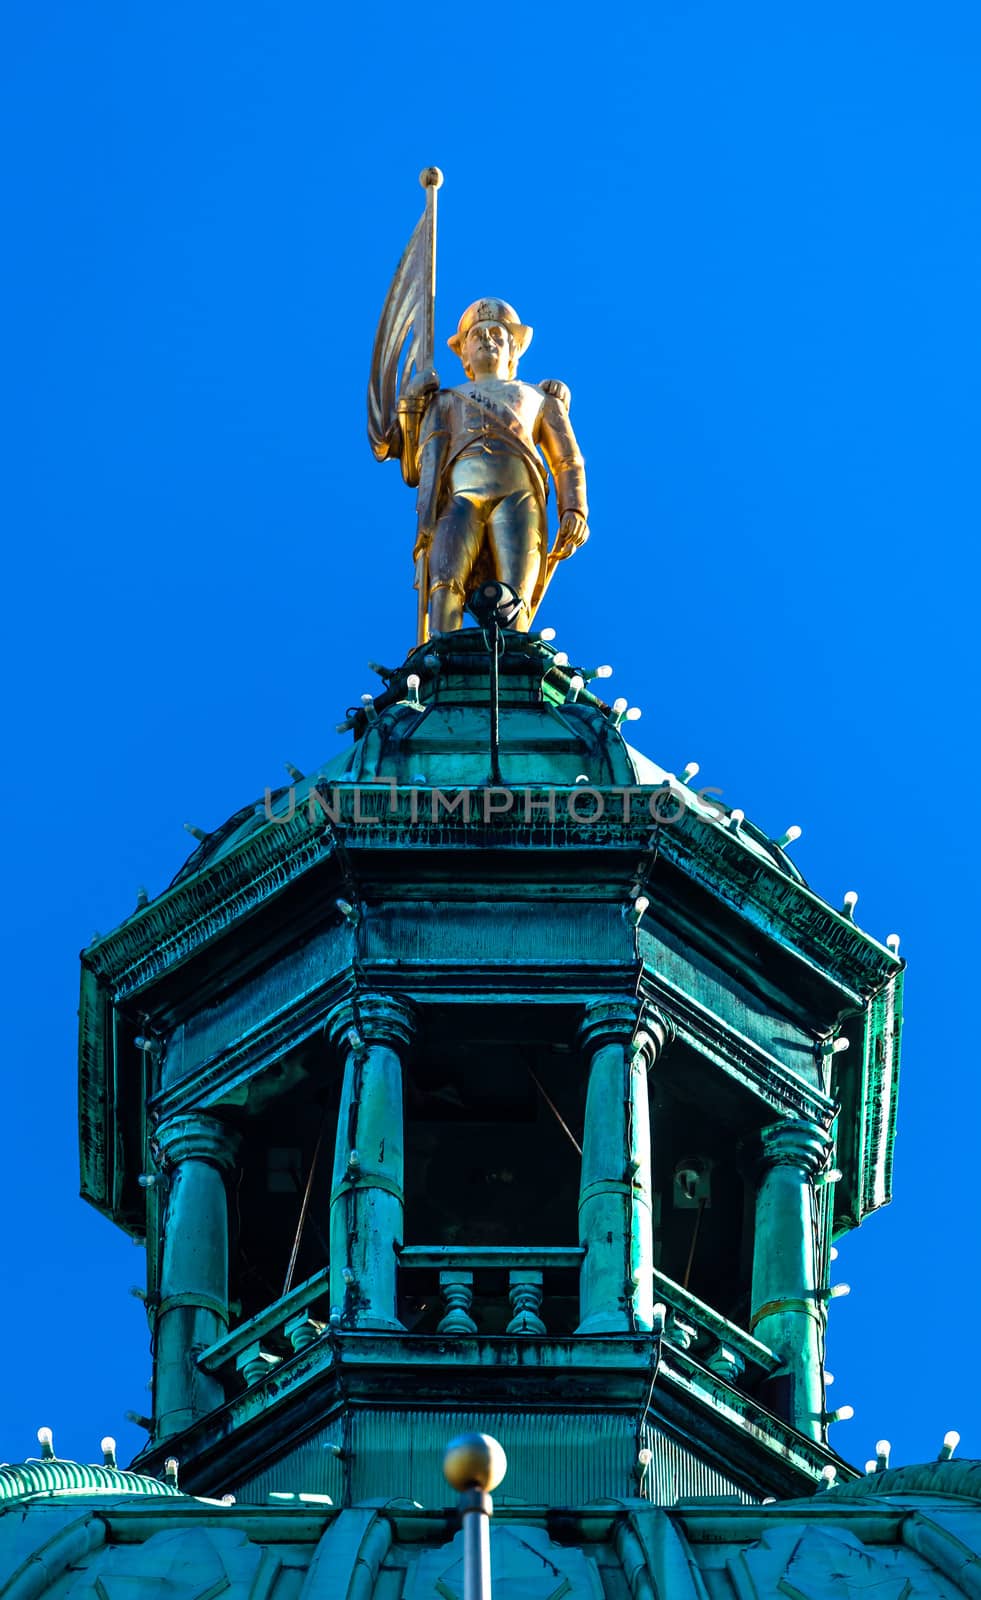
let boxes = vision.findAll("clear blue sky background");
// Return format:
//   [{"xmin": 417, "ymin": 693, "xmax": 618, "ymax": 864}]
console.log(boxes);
[{"xmin": 2, "ymin": 1, "xmax": 978, "ymax": 1480}]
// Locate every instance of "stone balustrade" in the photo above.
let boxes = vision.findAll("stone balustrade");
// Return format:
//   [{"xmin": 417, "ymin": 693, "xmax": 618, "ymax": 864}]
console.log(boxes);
[
  {"xmin": 398, "ymin": 1246, "xmax": 584, "ymax": 1336},
  {"xmin": 653, "ymin": 1270, "xmax": 778, "ymax": 1387},
  {"xmin": 197, "ymin": 1253, "xmax": 778, "ymax": 1398},
  {"xmin": 197, "ymin": 1266, "xmax": 331, "ymax": 1393}
]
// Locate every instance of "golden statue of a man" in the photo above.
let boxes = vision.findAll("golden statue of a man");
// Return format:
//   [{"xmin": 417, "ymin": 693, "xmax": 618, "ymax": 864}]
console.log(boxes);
[
  {"xmin": 368, "ymin": 176, "xmax": 589, "ymax": 638},
  {"xmin": 393, "ymin": 299, "xmax": 590, "ymax": 634}
]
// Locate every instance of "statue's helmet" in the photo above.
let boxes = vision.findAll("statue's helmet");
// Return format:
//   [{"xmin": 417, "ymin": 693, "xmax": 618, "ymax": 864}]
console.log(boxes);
[{"xmin": 448, "ymin": 299, "xmax": 534, "ymax": 363}]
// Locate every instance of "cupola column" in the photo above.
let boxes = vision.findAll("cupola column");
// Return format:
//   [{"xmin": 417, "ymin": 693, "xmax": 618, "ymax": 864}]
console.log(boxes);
[
  {"xmin": 577, "ymin": 1001, "xmax": 670, "ymax": 1334},
  {"xmin": 327, "ymin": 993, "xmax": 415, "ymax": 1330},
  {"xmin": 152, "ymin": 1113, "xmax": 240, "ymax": 1440},
  {"xmin": 750, "ymin": 1117, "xmax": 832, "ymax": 1441}
]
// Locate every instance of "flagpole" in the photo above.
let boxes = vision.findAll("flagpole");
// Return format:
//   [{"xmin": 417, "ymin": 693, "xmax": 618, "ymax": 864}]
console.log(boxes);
[
  {"xmin": 416, "ymin": 166, "xmax": 442, "ymax": 644},
  {"xmin": 419, "ymin": 166, "xmax": 442, "ymax": 370}
]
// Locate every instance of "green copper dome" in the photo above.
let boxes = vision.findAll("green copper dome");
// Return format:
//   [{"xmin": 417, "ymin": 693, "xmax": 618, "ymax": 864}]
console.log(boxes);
[{"xmin": 165, "ymin": 629, "xmax": 806, "ymax": 890}]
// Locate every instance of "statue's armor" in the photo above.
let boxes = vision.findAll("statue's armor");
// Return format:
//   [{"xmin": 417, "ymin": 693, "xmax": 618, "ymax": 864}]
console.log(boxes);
[
  {"xmin": 412, "ymin": 378, "xmax": 587, "ymax": 533},
  {"xmin": 395, "ymin": 370, "xmax": 587, "ymax": 631}
]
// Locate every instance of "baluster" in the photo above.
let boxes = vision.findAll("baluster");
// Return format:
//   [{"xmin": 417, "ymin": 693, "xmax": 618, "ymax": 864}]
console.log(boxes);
[
  {"xmin": 664, "ymin": 1309, "xmax": 698, "ymax": 1352},
  {"xmin": 437, "ymin": 1269, "xmax": 478, "ymax": 1335},
  {"xmin": 236, "ymin": 1342, "xmax": 281, "ymax": 1389},
  {"xmin": 285, "ymin": 1310, "xmax": 326, "ymax": 1354},
  {"xmin": 506, "ymin": 1269, "xmax": 546, "ymax": 1334},
  {"xmin": 705, "ymin": 1342, "xmax": 746, "ymax": 1383}
]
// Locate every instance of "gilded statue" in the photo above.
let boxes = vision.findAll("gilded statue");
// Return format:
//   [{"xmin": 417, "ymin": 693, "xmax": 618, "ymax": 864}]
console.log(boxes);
[{"xmin": 368, "ymin": 172, "xmax": 589, "ymax": 641}]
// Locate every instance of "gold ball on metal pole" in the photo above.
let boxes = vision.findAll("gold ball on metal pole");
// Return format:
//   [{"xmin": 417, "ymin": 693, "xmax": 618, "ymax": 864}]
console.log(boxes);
[
  {"xmin": 444, "ymin": 1434, "xmax": 507, "ymax": 1600},
  {"xmin": 443, "ymin": 1432, "xmax": 507, "ymax": 1492}
]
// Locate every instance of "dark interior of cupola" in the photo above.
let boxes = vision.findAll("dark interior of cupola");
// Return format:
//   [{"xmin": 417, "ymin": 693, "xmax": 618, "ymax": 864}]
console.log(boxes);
[{"xmin": 224, "ymin": 1018, "xmax": 762, "ymax": 1344}]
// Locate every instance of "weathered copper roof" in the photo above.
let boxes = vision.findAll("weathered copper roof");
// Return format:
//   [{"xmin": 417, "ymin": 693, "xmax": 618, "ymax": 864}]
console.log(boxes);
[{"xmin": 2, "ymin": 1455, "xmax": 979, "ymax": 1598}]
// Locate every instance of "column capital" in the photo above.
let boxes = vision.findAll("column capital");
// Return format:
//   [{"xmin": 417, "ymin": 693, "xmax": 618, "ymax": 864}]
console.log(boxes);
[
  {"xmin": 758, "ymin": 1117, "xmax": 832, "ymax": 1179},
  {"xmin": 154, "ymin": 1112, "xmax": 240, "ymax": 1174},
  {"xmin": 579, "ymin": 998, "xmax": 671, "ymax": 1065},
  {"xmin": 327, "ymin": 992, "xmax": 415, "ymax": 1055}
]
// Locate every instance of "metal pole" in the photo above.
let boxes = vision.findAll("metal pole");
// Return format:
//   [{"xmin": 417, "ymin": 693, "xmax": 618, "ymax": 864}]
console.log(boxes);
[
  {"xmin": 488, "ymin": 618, "xmax": 503, "ymax": 787},
  {"xmin": 416, "ymin": 166, "xmax": 442, "ymax": 648},
  {"xmin": 461, "ymin": 1489, "xmax": 492, "ymax": 1600},
  {"xmin": 443, "ymin": 1432, "xmax": 507, "ymax": 1600},
  {"xmin": 419, "ymin": 166, "xmax": 442, "ymax": 374}
]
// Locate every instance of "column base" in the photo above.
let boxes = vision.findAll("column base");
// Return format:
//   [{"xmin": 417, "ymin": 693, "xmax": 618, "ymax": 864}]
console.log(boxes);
[{"xmin": 576, "ymin": 1310, "xmax": 636, "ymax": 1336}]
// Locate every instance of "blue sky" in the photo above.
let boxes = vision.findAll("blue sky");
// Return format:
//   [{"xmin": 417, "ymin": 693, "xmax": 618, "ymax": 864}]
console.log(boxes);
[{"xmin": 2, "ymin": 1, "xmax": 979, "ymax": 1478}]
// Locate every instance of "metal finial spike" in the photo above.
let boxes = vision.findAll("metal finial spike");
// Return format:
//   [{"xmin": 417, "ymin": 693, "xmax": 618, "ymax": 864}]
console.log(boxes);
[
  {"xmin": 183, "ymin": 823, "xmax": 208, "ymax": 842},
  {"xmin": 36, "ymin": 1427, "xmax": 55, "ymax": 1461},
  {"xmin": 284, "ymin": 763, "xmax": 305, "ymax": 782}
]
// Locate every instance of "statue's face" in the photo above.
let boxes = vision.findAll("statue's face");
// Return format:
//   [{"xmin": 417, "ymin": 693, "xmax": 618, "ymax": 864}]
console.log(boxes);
[{"xmin": 464, "ymin": 321, "xmax": 513, "ymax": 379}]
